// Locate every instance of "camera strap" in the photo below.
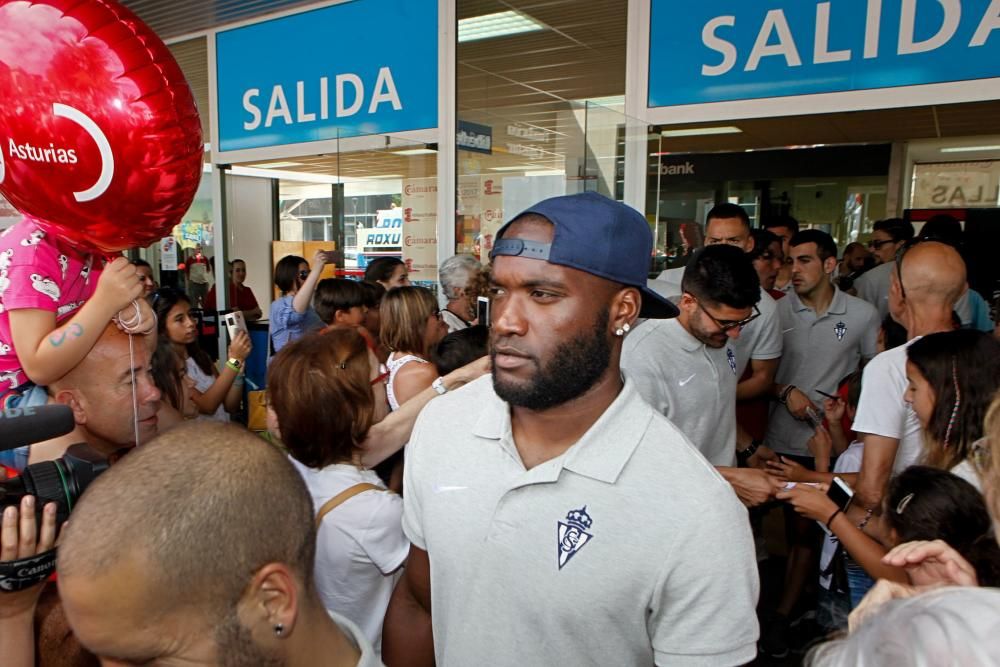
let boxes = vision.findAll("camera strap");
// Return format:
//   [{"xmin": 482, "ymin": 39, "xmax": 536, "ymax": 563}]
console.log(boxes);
[{"xmin": 0, "ymin": 547, "xmax": 57, "ymax": 592}]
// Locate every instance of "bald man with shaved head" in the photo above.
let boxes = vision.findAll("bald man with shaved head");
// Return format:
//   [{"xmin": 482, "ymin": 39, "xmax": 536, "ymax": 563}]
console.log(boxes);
[
  {"xmin": 851, "ymin": 240, "xmax": 967, "ymax": 524},
  {"xmin": 56, "ymin": 422, "xmax": 379, "ymax": 666}
]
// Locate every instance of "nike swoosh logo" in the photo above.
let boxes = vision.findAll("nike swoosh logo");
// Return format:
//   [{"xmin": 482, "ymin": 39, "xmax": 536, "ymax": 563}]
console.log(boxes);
[
  {"xmin": 433, "ymin": 485, "xmax": 469, "ymax": 493},
  {"xmin": 678, "ymin": 373, "xmax": 696, "ymax": 387}
]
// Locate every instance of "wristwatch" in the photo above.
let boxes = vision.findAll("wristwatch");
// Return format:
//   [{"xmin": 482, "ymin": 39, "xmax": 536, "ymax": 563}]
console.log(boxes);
[
  {"xmin": 226, "ymin": 358, "xmax": 243, "ymax": 372},
  {"xmin": 431, "ymin": 377, "xmax": 448, "ymax": 395}
]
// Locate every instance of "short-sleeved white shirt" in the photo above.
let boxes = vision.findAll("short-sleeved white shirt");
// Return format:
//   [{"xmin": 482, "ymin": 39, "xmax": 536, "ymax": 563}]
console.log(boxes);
[
  {"xmin": 622, "ymin": 318, "xmax": 740, "ymax": 466},
  {"xmin": 854, "ymin": 261, "xmax": 894, "ymax": 321},
  {"xmin": 291, "ymin": 459, "xmax": 408, "ymax": 656},
  {"xmin": 403, "ymin": 375, "xmax": 759, "ymax": 667},
  {"xmin": 327, "ymin": 608, "xmax": 384, "ymax": 667},
  {"xmin": 851, "ymin": 338, "xmax": 924, "ymax": 473},
  {"xmin": 766, "ymin": 288, "xmax": 879, "ymax": 456}
]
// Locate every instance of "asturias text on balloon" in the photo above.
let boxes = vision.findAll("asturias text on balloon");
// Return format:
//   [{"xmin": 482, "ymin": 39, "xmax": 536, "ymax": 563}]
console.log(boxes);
[{"xmin": 7, "ymin": 139, "xmax": 78, "ymax": 165}]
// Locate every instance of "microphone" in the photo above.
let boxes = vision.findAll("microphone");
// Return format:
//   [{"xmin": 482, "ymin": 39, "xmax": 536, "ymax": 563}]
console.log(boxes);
[{"xmin": 0, "ymin": 405, "xmax": 75, "ymax": 452}]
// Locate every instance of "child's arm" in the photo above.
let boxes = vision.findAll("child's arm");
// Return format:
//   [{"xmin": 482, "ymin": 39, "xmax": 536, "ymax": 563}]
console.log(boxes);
[
  {"xmin": 9, "ymin": 258, "xmax": 144, "ymax": 386},
  {"xmin": 190, "ymin": 331, "xmax": 251, "ymax": 415}
]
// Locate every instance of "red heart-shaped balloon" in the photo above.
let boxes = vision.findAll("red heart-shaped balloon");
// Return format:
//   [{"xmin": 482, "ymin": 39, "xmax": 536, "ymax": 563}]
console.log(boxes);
[{"xmin": 0, "ymin": 0, "xmax": 203, "ymax": 253}]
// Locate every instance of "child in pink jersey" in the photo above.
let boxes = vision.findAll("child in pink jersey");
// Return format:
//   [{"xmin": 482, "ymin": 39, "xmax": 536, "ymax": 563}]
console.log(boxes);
[{"xmin": 0, "ymin": 217, "xmax": 151, "ymax": 401}]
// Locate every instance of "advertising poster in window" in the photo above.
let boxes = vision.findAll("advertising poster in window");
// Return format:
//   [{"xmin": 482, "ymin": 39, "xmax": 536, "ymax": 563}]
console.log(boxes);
[{"xmin": 400, "ymin": 177, "xmax": 438, "ymax": 282}]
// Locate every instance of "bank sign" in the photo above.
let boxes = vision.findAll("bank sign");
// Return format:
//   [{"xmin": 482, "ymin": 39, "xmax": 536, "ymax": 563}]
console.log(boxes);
[
  {"xmin": 215, "ymin": 0, "xmax": 437, "ymax": 152},
  {"xmin": 648, "ymin": 0, "xmax": 1000, "ymax": 109}
]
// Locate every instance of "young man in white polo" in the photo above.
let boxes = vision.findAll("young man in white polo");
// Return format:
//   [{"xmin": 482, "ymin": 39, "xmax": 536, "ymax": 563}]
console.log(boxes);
[{"xmin": 383, "ymin": 192, "xmax": 759, "ymax": 666}]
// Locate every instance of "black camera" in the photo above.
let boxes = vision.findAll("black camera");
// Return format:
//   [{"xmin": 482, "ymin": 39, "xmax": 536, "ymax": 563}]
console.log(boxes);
[
  {"xmin": 0, "ymin": 454, "xmax": 108, "ymax": 528},
  {"xmin": 0, "ymin": 404, "xmax": 100, "ymax": 529}
]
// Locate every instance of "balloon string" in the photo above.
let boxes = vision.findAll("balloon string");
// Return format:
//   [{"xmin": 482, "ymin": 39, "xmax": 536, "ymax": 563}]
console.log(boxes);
[{"xmin": 117, "ymin": 300, "xmax": 155, "ymax": 446}]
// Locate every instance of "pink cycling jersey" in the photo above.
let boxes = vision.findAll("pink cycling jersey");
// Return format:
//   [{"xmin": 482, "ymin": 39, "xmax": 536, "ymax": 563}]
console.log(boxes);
[{"xmin": 0, "ymin": 219, "xmax": 102, "ymax": 390}]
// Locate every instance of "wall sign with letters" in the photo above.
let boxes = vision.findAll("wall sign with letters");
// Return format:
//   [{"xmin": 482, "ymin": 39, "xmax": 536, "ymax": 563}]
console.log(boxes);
[
  {"xmin": 215, "ymin": 0, "xmax": 438, "ymax": 153},
  {"xmin": 647, "ymin": 0, "xmax": 1000, "ymax": 110}
]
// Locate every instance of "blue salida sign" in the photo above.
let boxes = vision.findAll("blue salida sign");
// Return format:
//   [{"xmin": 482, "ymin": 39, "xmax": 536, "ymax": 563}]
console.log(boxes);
[
  {"xmin": 216, "ymin": 0, "xmax": 438, "ymax": 152},
  {"xmin": 648, "ymin": 0, "xmax": 1000, "ymax": 108}
]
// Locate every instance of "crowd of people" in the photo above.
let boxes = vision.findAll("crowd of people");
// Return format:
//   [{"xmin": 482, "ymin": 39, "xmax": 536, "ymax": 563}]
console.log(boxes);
[{"xmin": 0, "ymin": 192, "xmax": 999, "ymax": 666}]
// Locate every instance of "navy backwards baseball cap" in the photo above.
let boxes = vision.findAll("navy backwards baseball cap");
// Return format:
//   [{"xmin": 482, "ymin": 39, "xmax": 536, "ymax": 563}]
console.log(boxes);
[{"xmin": 490, "ymin": 192, "xmax": 679, "ymax": 319}]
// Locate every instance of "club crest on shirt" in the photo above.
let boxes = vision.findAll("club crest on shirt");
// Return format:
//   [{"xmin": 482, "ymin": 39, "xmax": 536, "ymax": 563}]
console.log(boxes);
[
  {"xmin": 557, "ymin": 506, "xmax": 593, "ymax": 570},
  {"xmin": 727, "ymin": 347, "xmax": 737, "ymax": 374},
  {"xmin": 834, "ymin": 321, "xmax": 847, "ymax": 341}
]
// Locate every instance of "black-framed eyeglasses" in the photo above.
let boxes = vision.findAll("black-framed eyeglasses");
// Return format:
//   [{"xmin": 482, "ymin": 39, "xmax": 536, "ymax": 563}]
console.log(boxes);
[
  {"xmin": 694, "ymin": 298, "xmax": 761, "ymax": 332},
  {"xmin": 868, "ymin": 239, "xmax": 895, "ymax": 250}
]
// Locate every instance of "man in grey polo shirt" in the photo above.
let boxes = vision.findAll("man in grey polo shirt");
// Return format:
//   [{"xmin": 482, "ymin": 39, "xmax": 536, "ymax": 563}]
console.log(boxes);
[
  {"xmin": 625, "ymin": 245, "xmax": 783, "ymax": 507},
  {"xmin": 383, "ymin": 192, "xmax": 759, "ymax": 667},
  {"xmin": 760, "ymin": 229, "xmax": 878, "ymax": 657}
]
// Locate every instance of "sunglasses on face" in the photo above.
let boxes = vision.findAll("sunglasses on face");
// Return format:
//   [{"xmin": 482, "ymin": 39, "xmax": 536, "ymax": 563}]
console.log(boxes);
[
  {"xmin": 694, "ymin": 298, "xmax": 761, "ymax": 332},
  {"xmin": 868, "ymin": 239, "xmax": 895, "ymax": 250},
  {"xmin": 298, "ymin": 270, "xmax": 310, "ymax": 280}
]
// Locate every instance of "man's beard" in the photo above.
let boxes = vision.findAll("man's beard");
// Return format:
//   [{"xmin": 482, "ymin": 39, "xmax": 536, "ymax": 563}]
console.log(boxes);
[
  {"xmin": 215, "ymin": 607, "xmax": 283, "ymax": 667},
  {"xmin": 491, "ymin": 308, "xmax": 612, "ymax": 410},
  {"xmin": 688, "ymin": 315, "xmax": 728, "ymax": 349}
]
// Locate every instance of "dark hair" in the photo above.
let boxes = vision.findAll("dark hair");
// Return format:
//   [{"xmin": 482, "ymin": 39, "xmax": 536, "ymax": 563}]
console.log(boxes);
[
  {"xmin": 919, "ymin": 214, "xmax": 963, "ymax": 246},
  {"xmin": 907, "ymin": 330, "xmax": 1000, "ymax": 468},
  {"xmin": 359, "ymin": 280, "xmax": 386, "ymax": 309},
  {"xmin": 789, "ymin": 229, "xmax": 838, "ymax": 262},
  {"xmin": 880, "ymin": 314, "xmax": 908, "ymax": 351},
  {"xmin": 364, "ymin": 257, "xmax": 405, "ymax": 284},
  {"xmin": 267, "ymin": 329, "xmax": 374, "ymax": 469},
  {"xmin": 762, "ymin": 215, "xmax": 800, "ymax": 235},
  {"xmin": 839, "ymin": 370, "xmax": 863, "ymax": 411},
  {"xmin": 229, "ymin": 258, "xmax": 246, "ymax": 268},
  {"xmin": 706, "ymin": 203, "xmax": 750, "ymax": 229},
  {"xmin": 151, "ymin": 338, "xmax": 184, "ymax": 411},
  {"xmin": 131, "ymin": 258, "xmax": 152, "ymax": 270},
  {"xmin": 681, "ymin": 244, "xmax": 760, "ymax": 309},
  {"xmin": 886, "ymin": 466, "xmax": 1000, "ymax": 586},
  {"xmin": 313, "ymin": 278, "xmax": 366, "ymax": 325},
  {"xmin": 873, "ymin": 217, "xmax": 915, "ymax": 243},
  {"xmin": 152, "ymin": 287, "xmax": 215, "ymax": 378},
  {"xmin": 842, "ymin": 241, "xmax": 867, "ymax": 258},
  {"xmin": 274, "ymin": 254, "xmax": 306, "ymax": 294},
  {"xmin": 748, "ymin": 228, "xmax": 781, "ymax": 261},
  {"xmin": 432, "ymin": 325, "xmax": 489, "ymax": 376}
]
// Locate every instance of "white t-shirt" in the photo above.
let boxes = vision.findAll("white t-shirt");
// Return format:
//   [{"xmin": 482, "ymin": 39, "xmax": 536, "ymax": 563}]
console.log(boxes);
[
  {"xmin": 819, "ymin": 440, "xmax": 865, "ymax": 589},
  {"xmin": 327, "ymin": 608, "xmax": 384, "ymax": 667},
  {"xmin": 291, "ymin": 459, "xmax": 408, "ymax": 656},
  {"xmin": 185, "ymin": 356, "xmax": 228, "ymax": 422},
  {"xmin": 851, "ymin": 339, "xmax": 924, "ymax": 474},
  {"xmin": 950, "ymin": 458, "xmax": 983, "ymax": 492}
]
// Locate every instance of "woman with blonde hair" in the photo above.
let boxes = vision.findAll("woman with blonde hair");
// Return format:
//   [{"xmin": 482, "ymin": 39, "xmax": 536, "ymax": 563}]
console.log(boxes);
[{"xmin": 380, "ymin": 286, "xmax": 449, "ymax": 410}]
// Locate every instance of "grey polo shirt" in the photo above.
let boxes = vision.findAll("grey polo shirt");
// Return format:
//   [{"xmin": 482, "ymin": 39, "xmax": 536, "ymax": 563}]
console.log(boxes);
[
  {"xmin": 854, "ymin": 261, "xmax": 894, "ymax": 321},
  {"xmin": 402, "ymin": 375, "xmax": 759, "ymax": 667},
  {"xmin": 733, "ymin": 289, "xmax": 782, "ymax": 375},
  {"xmin": 766, "ymin": 288, "xmax": 879, "ymax": 456},
  {"xmin": 622, "ymin": 318, "xmax": 740, "ymax": 466}
]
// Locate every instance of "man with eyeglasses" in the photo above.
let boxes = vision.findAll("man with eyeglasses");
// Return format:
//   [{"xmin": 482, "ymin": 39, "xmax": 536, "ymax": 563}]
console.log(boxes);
[
  {"xmin": 624, "ymin": 245, "xmax": 782, "ymax": 507},
  {"xmin": 759, "ymin": 230, "xmax": 878, "ymax": 657},
  {"xmin": 854, "ymin": 218, "xmax": 915, "ymax": 320}
]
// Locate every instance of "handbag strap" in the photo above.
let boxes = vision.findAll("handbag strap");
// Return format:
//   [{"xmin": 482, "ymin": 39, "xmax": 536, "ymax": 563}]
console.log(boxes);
[{"xmin": 314, "ymin": 483, "xmax": 383, "ymax": 528}]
